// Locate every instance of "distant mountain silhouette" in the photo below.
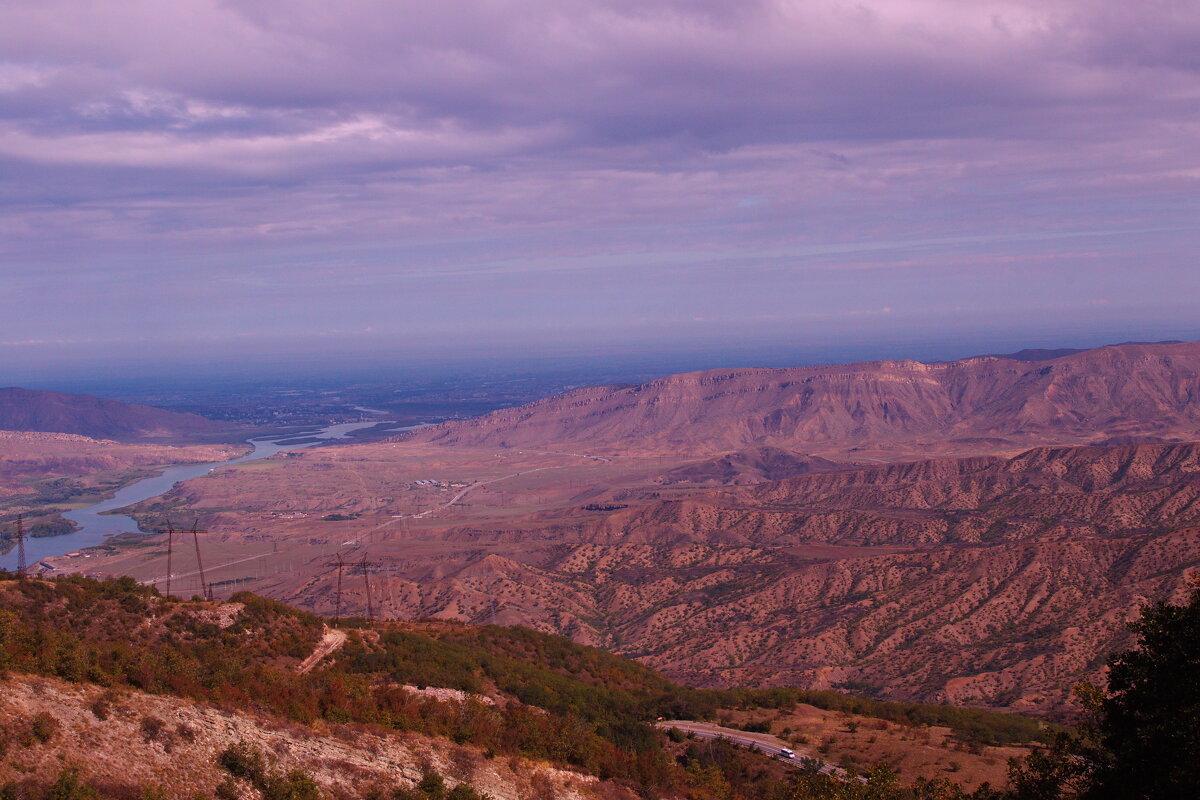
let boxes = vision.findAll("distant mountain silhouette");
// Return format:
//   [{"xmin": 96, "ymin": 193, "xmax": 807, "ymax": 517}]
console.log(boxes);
[
  {"xmin": 983, "ymin": 340, "xmax": 1183, "ymax": 362},
  {"xmin": 0, "ymin": 387, "xmax": 228, "ymax": 441},
  {"xmin": 981, "ymin": 347, "xmax": 1087, "ymax": 361}
]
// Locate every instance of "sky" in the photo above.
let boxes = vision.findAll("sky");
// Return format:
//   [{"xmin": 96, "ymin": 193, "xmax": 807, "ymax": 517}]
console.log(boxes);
[{"xmin": 2, "ymin": 0, "xmax": 1199, "ymax": 382}]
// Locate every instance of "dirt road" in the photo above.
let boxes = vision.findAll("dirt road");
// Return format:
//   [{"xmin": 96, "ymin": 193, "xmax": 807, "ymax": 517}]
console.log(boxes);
[{"xmin": 296, "ymin": 626, "xmax": 348, "ymax": 674}]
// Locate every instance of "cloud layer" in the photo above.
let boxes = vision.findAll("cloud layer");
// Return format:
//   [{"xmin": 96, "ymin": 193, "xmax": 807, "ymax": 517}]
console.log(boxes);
[{"xmin": 2, "ymin": 1, "xmax": 1198, "ymax": 375}]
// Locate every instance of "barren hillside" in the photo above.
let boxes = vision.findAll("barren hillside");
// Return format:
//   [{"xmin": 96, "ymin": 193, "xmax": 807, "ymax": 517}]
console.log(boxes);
[
  {"xmin": 41, "ymin": 342, "xmax": 1200, "ymax": 722},
  {"xmin": 0, "ymin": 431, "xmax": 243, "ymax": 501}
]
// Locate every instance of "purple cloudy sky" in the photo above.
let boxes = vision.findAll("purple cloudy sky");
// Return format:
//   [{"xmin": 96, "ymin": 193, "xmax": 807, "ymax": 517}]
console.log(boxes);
[{"xmin": 2, "ymin": 0, "xmax": 1199, "ymax": 379}]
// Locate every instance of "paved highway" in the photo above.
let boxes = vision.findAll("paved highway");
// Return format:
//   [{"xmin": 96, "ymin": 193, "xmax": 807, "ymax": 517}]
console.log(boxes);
[{"xmin": 655, "ymin": 720, "xmax": 846, "ymax": 777}]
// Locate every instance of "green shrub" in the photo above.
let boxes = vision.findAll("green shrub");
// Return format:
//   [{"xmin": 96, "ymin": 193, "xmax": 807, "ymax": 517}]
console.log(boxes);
[
  {"xmin": 213, "ymin": 778, "xmax": 238, "ymax": 800},
  {"xmin": 43, "ymin": 770, "xmax": 98, "ymax": 800},
  {"xmin": 261, "ymin": 770, "xmax": 322, "ymax": 800},
  {"xmin": 30, "ymin": 713, "xmax": 59, "ymax": 744},
  {"xmin": 140, "ymin": 715, "xmax": 166, "ymax": 742},
  {"xmin": 217, "ymin": 742, "xmax": 267, "ymax": 784},
  {"xmin": 416, "ymin": 770, "xmax": 445, "ymax": 799}
]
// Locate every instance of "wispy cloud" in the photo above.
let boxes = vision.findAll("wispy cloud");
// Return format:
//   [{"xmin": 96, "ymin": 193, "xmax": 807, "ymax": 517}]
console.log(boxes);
[{"xmin": 0, "ymin": 1, "xmax": 1198, "ymax": 374}]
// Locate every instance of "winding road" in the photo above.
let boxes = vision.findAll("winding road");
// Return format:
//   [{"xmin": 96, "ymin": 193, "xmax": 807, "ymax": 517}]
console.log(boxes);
[{"xmin": 655, "ymin": 720, "xmax": 846, "ymax": 776}]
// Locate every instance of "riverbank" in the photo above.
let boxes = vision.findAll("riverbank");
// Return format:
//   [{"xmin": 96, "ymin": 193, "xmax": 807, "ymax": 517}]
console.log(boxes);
[
  {"xmin": 0, "ymin": 421, "xmax": 392, "ymax": 571},
  {"xmin": 0, "ymin": 435, "xmax": 250, "ymax": 561}
]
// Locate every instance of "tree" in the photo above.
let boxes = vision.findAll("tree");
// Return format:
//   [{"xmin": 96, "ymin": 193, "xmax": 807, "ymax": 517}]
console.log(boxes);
[
  {"xmin": 1006, "ymin": 581, "xmax": 1200, "ymax": 800},
  {"xmin": 1086, "ymin": 583, "xmax": 1200, "ymax": 799}
]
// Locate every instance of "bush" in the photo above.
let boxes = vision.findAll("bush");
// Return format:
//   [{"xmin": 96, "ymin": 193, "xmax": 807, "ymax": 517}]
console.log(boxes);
[
  {"xmin": 213, "ymin": 778, "xmax": 239, "ymax": 800},
  {"xmin": 217, "ymin": 743, "xmax": 321, "ymax": 800},
  {"xmin": 90, "ymin": 690, "xmax": 119, "ymax": 721},
  {"xmin": 416, "ymin": 771, "xmax": 446, "ymax": 799},
  {"xmin": 140, "ymin": 715, "xmax": 166, "ymax": 742},
  {"xmin": 218, "ymin": 742, "xmax": 267, "ymax": 784},
  {"xmin": 30, "ymin": 713, "xmax": 59, "ymax": 744},
  {"xmin": 261, "ymin": 770, "xmax": 321, "ymax": 800},
  {"xmin": 43, "ymin": 770, "xmax": 98, "ymax": 800}
]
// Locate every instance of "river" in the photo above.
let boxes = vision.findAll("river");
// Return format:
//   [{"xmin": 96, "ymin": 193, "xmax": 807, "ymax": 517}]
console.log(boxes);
[{"xmin": 0, "ymin": 420, "xmax": 397, "ymax": 570}]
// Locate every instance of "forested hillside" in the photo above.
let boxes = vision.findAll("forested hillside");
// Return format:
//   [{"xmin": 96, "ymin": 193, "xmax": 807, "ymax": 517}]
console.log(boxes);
[{"xmin": 0, "ymin": 574, "xmax": 1061, "ymax": 800}]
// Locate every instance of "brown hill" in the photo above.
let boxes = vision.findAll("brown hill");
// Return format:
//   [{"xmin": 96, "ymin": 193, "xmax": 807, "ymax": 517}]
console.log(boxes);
[
  {"xmin": 409, "ymin": 341, "xmax": 1200, "ymax": 457},
  {"xmin": 0, "ymin": 387, "xmax": 230, "ymax": 441}
]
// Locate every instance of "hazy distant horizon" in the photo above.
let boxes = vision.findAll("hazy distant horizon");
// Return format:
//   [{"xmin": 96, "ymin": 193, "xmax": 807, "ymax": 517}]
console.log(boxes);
[
  {"xmin": 4, "ymin": 2, "xmax": 1199, "ymax": 389},
  {"xmin": 12, "ymin": 327, "xmax": 1199, "ymax": 398}
]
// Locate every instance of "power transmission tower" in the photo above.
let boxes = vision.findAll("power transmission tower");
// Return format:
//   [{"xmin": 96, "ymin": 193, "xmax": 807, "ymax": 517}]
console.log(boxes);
[
  {"xmin": 15, "ymin": 514, "xmax": 27, "ymax": 579},
  {"xmin": 164, "ymin": 523, "xmax": 174, "ymax": 597},
  {"xmin": 323, "ymin": 551, "xmax": 348, "ymax": 626},
  {"xmin": 491, "ymin": 586, "xmax": 498, "ymax": 626},
  {"xmin": 322, "ymin": 551, "xmax": 383, "ymax": 625},
  {"xmin": 190, "ymin": 521, "xmax": 213, "ymax": 601},
  {"xmin": 357, "ymin": 554, "xmax": 384, "ymax": 622}
]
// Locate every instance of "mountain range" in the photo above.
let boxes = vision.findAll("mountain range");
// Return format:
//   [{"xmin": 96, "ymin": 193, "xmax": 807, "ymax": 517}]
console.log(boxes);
[{"xmin": 411, "ymin": 342, "xmax": 1200, "ymax": 457}]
